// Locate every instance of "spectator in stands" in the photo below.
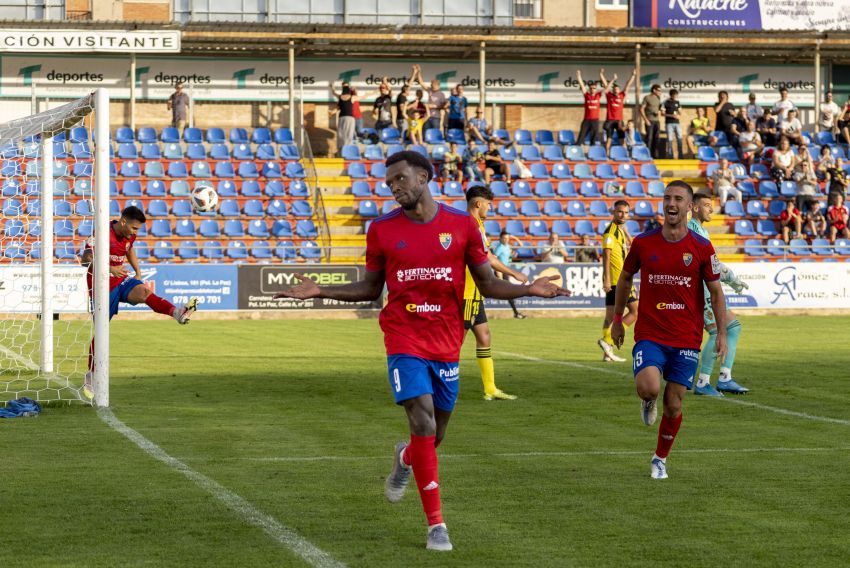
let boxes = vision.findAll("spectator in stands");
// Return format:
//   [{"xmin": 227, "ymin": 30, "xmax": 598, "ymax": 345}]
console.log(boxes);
[
  {"xmin": 350, "ymin": 88, "xmax": 365, "ymax": 141},
  {"xmin": 663, "ymin": 88, "xmax": 683, "ymax": 159},
  {"xmin": 806, "ymin": 204, "xmax": 827, "ymax": 239},
  {"xmin": 745, "ymin": 92, "xmax": 764, "ymax": 123},
  {"xmin": 827, "ymin": 157, "xmax": 848, "ymax": 205},
  {"xmin": 407, "ymin": 109, "xmax": 424, "ymax": 146},
  {"xmin": 167, "ymin": 82, "xmax": 190, "ymax": 135},
  {"xmin": 686, "ymin": 107, "xmax": 712, "ymax": 158},
  {"xmin": 412, "ymin": 64, "xmax": 446, "ymax": 133},
  {"xmin": 330, "ymin": 81, "xmax": 358, "ymax": 151},
  {"xmin": 779, "ymin": 200, "xmax": 803, "ymax": 243},
  {"xmin": 576, "ymin": 69, "xmax": 608, "ymax": 147},
  {"xmin": 640, "ymin": 83, "xmax": 663, "ymax": 158},
  {"xmin": 771, "ymin": 136, "xmax": 797, "ymax": 183},
  {"xmin": 395, "ymin": 83, "xmax": 411, "ymax": 138},
  {"xmin": 820, "ymin": 90, "xmax": 841, "ymax": 135},
  {"xmin": 468, "ymin": 108, "xmax": 491, "ymax": 144},
  {"xmin": 483, "ymin": 140, "xmax": 510, "ymax": 184},
  {"xmin": 779, "ymin": 109, "xmax": 804, "ymax": 145},
  {"xmin": 793, "ymin": 145, "xmax": 821, "ymax": 216},
  {"xmin": 756, "ymin": 108, "xmax": 778, "ymax": 147},
  {"xmin": 714, "ymin": 90, "xmax": 738, "ymax": 147},
  {"xmin": 372, "ymin": 79, "xmax": 394, "ymax": 137},
  {"xmin": 624, "ymin": 119, "xmax": 638, "ymax": 148},
  {"xmin": 738, "ymin": 120, "xmax": 764, "ymax": 167},
  {"xmin": 772, "ymin": 87, "xmax": 797, "ymax": 122},
  {"xmin": 599, "ymin": 69, "xmax": 636, "ymax": 155},
  {"xmin": 838, "ymin": 99, "xmax": 850, "ymax": 143},
  {"xmin": 492, "ymin": 232, "xmax": 527, "ymax": 318},
  {"xmin": 643, "ymin": 212, "xmax": 663, "ymax": 233},
  {"xmin": 574, "ymin": 234, "xmax": 600, "ymax": 263},
  {"xmin": 817, "ymin": 145, "xmax": 835, "ymax": 183},
  {"xmin": 828, "ymin": 193, "xmax": 850, "ymax": 242},
  {"xmin": 447, "ymin": 85, "xmax": 469, "ymax": 132},
  {"xmin": 441, "ymin": 142, "xmax": 463, "ymax": 183},
  {"xmin": 540, "ymin": 232, "xmax": 569, "ymax": 263},
  {"xmin": 462, "ymin": 145, "xmax": 484, "ymax": 182},
  {"xmin": 709, "ymin": 158, "xmax": 742, "ymax": 206}
]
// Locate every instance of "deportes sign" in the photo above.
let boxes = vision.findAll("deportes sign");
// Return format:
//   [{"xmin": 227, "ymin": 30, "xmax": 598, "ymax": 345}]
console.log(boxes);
[
  {"xmin": 724, "ymin": 262, "xmax": 850, "ymax": 309},
  {"xmin": 632, "ymin": 0, "xmax": 850, "ymax": 31}
]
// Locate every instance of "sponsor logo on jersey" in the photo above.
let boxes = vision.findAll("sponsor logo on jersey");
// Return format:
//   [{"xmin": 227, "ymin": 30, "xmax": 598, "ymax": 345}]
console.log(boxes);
[
  {"xmin": 711, "ymin": 254, "xmax": 721, "ymax": 275},
  {"xmin": 439, "ymin": 232, "xmax": 453, "ymax": 250},
  {"xmin": 682, "ymin": 252, "xmax": 693, "ymax": 267},
  {"xmin": 656, "ymin": 302, "xmax": 686, "ymax": 310},
  {"xmin": 396, "ymin": 240, "xmax": 407, "ymax": 249},
  {"xmin": 396, "ymin": 267, "xmax": 453, "ymax": 283},
  {"xmin": 439, "ymin": 366, "xmax": 459, "ymax": 381},
  {"xmin": 678, "ymin": 349, "xmax": 699, "ymax": 360},
  {"xmin": 648, "ymin": 273, "xmax": 692, "ymax": 286},
  {"xmin": 405, "ymin": 302, "xmax": 442, "ymax": 314}
]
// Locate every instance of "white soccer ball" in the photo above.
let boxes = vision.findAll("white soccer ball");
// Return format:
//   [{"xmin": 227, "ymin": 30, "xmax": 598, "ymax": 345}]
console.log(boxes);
[{"xmin": 191, "ymin": 185, "xmax": 219, "ymax": 213}]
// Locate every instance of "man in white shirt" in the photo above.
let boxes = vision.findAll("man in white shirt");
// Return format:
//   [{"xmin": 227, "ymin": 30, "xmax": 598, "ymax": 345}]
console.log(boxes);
[
  {"xmin": 779, "ymin": 108, "xmax": 804, "ymax": 145},
  {"xmin": 745, "ymin": 92, "xmax": 764, "ymax": 123},
  {"xmin": 772, "ymin": 87, "xmax": 797, "ymax": 122},
  {"xmin": 819, "ymin": 90, "xmax": 841, "ymax": 135}
]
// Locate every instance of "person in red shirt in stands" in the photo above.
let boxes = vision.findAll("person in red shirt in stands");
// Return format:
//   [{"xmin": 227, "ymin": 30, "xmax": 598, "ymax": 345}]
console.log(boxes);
[
  {"xmin": 576, "ymin": 69, "xmax": 612, "ymax": 147},
  {"xmin": 827, "ymin": 193, "xmax": 850, "ymax": 242},
  {"xmin": 599, "ymin": 68, "xmax": 637, "ymax": 155},
  {"xmin": 778, "ymin": 200, "xmax": 803, "ymax": 244}
]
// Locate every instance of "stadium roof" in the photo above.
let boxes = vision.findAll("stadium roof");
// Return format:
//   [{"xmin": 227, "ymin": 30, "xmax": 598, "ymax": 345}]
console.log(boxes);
[{"xmin": 5, "ymin": 20, "xmax": 850, "ymax": 63}]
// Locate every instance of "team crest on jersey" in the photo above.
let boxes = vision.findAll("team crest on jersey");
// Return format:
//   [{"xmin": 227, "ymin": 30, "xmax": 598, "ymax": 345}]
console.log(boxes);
[
  {"xmin": 682, "ymin": 253, "xmax": 693, "ymax": 267},
  {"xmin": 438, "ymin": 232, "xmax": 452, "ymax": 250}
]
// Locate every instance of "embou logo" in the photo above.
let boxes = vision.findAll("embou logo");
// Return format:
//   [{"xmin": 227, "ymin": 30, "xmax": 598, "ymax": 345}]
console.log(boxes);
[
  {"xmin": 656, "ymin": 302, "xmax": 685, "ymax": 310},
  {"xmin": 405, "ymin": 302, "xmax": 442, "ymax": 314}
]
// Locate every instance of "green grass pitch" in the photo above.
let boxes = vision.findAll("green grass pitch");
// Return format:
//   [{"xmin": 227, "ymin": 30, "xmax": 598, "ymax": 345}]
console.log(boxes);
[{"xmin": 2, "ymin": 316, "xmax": 848, "ymax": 567}]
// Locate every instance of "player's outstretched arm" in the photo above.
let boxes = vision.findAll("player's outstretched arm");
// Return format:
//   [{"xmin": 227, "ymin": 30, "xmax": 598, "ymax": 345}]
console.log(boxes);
[
  {"xmin": 610, "ymin": 270, "xmax": 634, "ymax": 348},
  {"xmin": 469, "ymin": 262, "xmax": 569, "ymax": 300},
  {"xmin": 706, "ymin": 279, "xmax": 728, "ymax": 361},
  {"xmin": 273, "ymin": 271, "xmax": 385, "ymax": 302}
]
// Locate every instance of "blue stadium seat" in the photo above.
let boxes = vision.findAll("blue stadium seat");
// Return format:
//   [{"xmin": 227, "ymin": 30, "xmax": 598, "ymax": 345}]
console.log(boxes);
[
  {"xmin": 618, "ymin": 163, "xmax": 638, "ymax": 179},
  {"xmin": 634, "ymin": 200, "xmax": 654, "ymax": 217},
  {"xmin": 218, "ymin": 199, "xmax": 241, "ymax": 217},
  {"xmin": 380, "ymin": 128, "xmax": 402, "ymax": 144},
  {"xmin": 587, "ymin": 146, "xmax": 607, "ymax": 162},
  {"xmin": 767, "ymin": 199, "xmax": 786, "ymax": 217},
  {"xmin": 274, "ymin": 128, "xmax": 294, "ymax": 144},
  {"xmin": 640, "ymin": 163, "xmax": 661, "ymax": 179},
  {"xmin": 574, "ymin": 219, "xmax": 595, "ymax": 236},
  {"xmin": 734, "ymin": 219, "xmax": 756, "ymax": 236},
  {"xmin": 273, "ymin": 240, "xmax": 295, "ymax": 260},
  {"xmin": 201, "ymin": 240, "xmax": 224, "ymax": 260},
  {"xmin": 551, "ymin": 219, "xmax": 573, "ymax": 236},
  {"xmin": 182, "ymin": 127, "xmax": 203, "ymax": 144},
  {"xmin": 521, "ymin": 145, "xmax": 542, "ymax": 162},
  {"xmin": 265, "ymin": 180, "xmax": 285, "ymax": 197},
  {"xmin": 565, "ymin": 146, "xmax": 586, "ymax": 162},
  {"xmin": 542, "ymin": 200, "xmax": 565, "ymax": 217},
  {"xmin": 530, "ymin": 163, "xmax": 549, "ymax": 180},
  {"xmin": 423, "ymin": 128, "xmax": 445, "ymax": 144},
  {"xmin": 229, "ymin": 128, "xmax": 249, "ymax": 144},
  {"xmin": 70, "ymin": 126, "xmax": 89, "ymax": 142},
  {"xmin": 249, "ymin": 128, "xmax": 271, "ymax": 145},
  {"xmin": 137, "ymin": 127, "xmax": 157, "ymax": 144},
  {"xmin": 341, "ymin": 144, "xmax": 361, "ymax": 161},
  {"xmin": 53, "ymin": 241, "xmax": 76, "ymax": 260},
  {"xmin": 534, "ymin": 181, "xmax": 555, "ymax": 198},
  {"xmin": 271, "ymin": 220, "xmax": 293, "ymax": 238},
  {"xmin": 163, "ymin": 142, "xmax": 183, "ymax": 160},
  {"xmin": 223, "ymin": 219, "xmax": 245, "ymax": 237},
  {"xmin": 579, "ymin": 181, "xmax": 601, "ymax": 197},
  {"xmin": 76, "ymin": 199, "xmax": 95, "ymax": 217},
  {"xmin": 296, "ymin": 219, "xmax": 319, "ymax": 238},
  {"xmin": 75, "ymin": 219, "xmax": 92, "ymax": 237},
  {"xmin": 811, "ymin": 238, "xmax": 833, "ymax": 255},
  {"xmin": 289, "ymin": 181, "xmax": 309, "ymax": 197},
  {"xmin": 3, "ymin": 219, "xmax": 23, "ymax": 238},
  {"xmin": 166, "ymin": 161, "xmax": 188, "ymax": 178},
  {"xmin": 737, "ymin": 180, "xmax": 756, "ymax": 197},
  {"xmin": 226, "ymin": 240, "xmax": 248, "ymax": 260},
  {"xmin": 780, "ymin": 181, "xmax": 798, "ymax": 197},
  {"xmin": 286, "ymin": 162, "xmax": 306, "ymax": 179},
  {"xmin": 232, "ymin": 143, "xmax": 253, "ymax": 160},
  {"xmin": 512, "ymin": 181, "xmax": 532, "ymax": 197},
  {"xmin": 1, "ymin": 179, "xmax": 19, "ymax": 197},
  {"xmin": 54, "ymin": 220, "xmax": 76, "ymax": 237},
  {"xmin": 108, "ymin": 200, "xmax": 120, "ymax": 217},
  {"xmin": 299, "ymin": 241, "xmax": 323, "ymax": 260},
  {"xmin": 358, "ymin": 200, "xmax": 379, "ymax": 217},
  {"xmin": 188, "ymin": 161, "xmax": 209, "ymax": 178},
  {"xmin": 213, "ymin": 161, "xmax": 234, "ymax": 178},
  {"xmin": 262, "ymin": 162, "xmax": 283, "ymax": 178},
  {"xmin": 374, "ymin": 181, "xmax": 392, "ymax": 197},
  {"xmin": 535, "ymin": 130, "xmax": 555, "ymax": 146},
  {"xmin": 385, "ymin": 144, "xmax": 404, "ymax": 158},
  {"xmin": 381, "ymin": 201, "xmax": 397, "ymax": 215},
  {"xmin": 712, "ymin": 131, "xmax": 730, "ymax": 147},
  {"xmin": 555, "ymin": 129, "xmax": 575, "ymax": 145},
  {"xmin": 428, "ymin": 181, "xmax": 442, "ymax": 196},
  {"xmin": 566, "ymin": 200, "xmax": 586, "ymax": 217},
  {"xmin": 177, "ymin": 241, "xmax": 199, "ymax": 260},
  {"xmin": 245, "ymin": 220, "xmax": 269, "ymax": 238},
  {"xmin": 122, "ymin": 180, "xmax": 143, "ymax": 196},
  {"xmin": 210, "ymin": 180, "xmax": 234, "ymax": 198},
  {"xmin": 483, "ymin": 220, "xmax": 501, "ymax": 237},
  {"xmin": 115, "ymin": 127, "xmax": 134, "ymax": 143},
  {"xmin": 556, "ymin": 181, "xmax": 577, "ymax": 197},
  {"xmin": 444, "ymin": 128, "xmax": 464, "ymax": 144},
  {"xmin": 834, "ymin": 238, "xmax": 850, "ymax": 255},
  {"xmin": 204, "ymin": 144, "xmax": 226, "ymax": 161},
  {"xmin": 363, "ymin": 144, "xmax": 384, "ymax": 161},
  {"xmin": 589, "ymin": 200, "xmax": 610, "ymax": 217},
  {"xmin": 609, "ymin": 145, "xmax": 630, "ymax": 162},
  {"xmin": 815, "ymin": 131, "xmax": 835, "ymax": 146},
  {"xmin": 746, "ymin": 200, "xmax": 768, "ymax": 217},
  {"xmin": 718, "ymin": 146, "xmax": 738, "ymax": 161},
  {"xmin": 52, "ymin": 200, "xmax": 71, "ymax": 217},
  {"xmin": 572, "ymin": 163, "xmax": 592, "ymax": 180},
  {"xmin": 147, "ymin": 200, "xmax": 168, "ymax": 218},
  {"xmin": 625, "ymin": 181, "xmax": 646, "ymax": 197},
  {"xmin": 169, "ymin": 180, "xmax": 190, "ymax": 197},
  {"xmin": 496, "ymin": 201, "xmax": 518, "ymax": 217},
  {"xmin": 119, "ymin": 161, "xmax": 140, "ymax": 177},
  {"xmin": 150, "ymin": 219, "xmax": 172, "ymax": 237},
  {"xmin": 504, "ymin": 220, "xmax": 526, "ymax": 237},
  {"xmin": 550, "ymin": 163, "xmax": 571, "ymax": 180},
  {"xmin": 750, "ymin": 163, "xmax": 770, "ymax": 180},
  {"xmin": 249, "ymin": 240, "xmax": 272, "ymax": 260},
  {"xmin": 724, "ymin": 200, "xmax": 745, "ymax": 217},
  {"xmin": 152, "ymin": 241, "xmax": 174, "ymax": 260},
  {"xmin": 238, "ymin": 161, "xmax": 260, "ymax": 178},
  {"xmin": 514, "ymin": 129, "xmax": 533, "ymax": 146},
  {"xmin": 744, "ymin": 238, "xmax": 766, "ymax": 256},
  {"xmin": 759, "ymin": 180, "xmax": 779, "ymax": 198},
  {"xmin": 160, "ymin": 127, "xmax": 180, "ymax": 143},
  {"xmin": 175, "ymin": 219, "xmax": 196, "ymax": 237},
  {"xmin": 443, "ymin": 181, "xmax": 464, "ymax": 197},
  {"xmin": 766, "ymin": 238, "xmax": 786, "ymax": 256},
  {"xmin": 499, "ymin": 145, "xmax": 517, "ymax": 161},
  {"xmin": 206, "ymin": 128, "xmax": 226, "ymax": 144},
  {"xmin": 141, "ymin": 143, "xmax": 162, "ymax": 160},
  {"xmin": 538, "ymin": 146, "xmax": 563, "ymax": 162},
  {"xmin": 596, "ymin": 163, "xmax": 616, "ymax": 179},
  {"xmin": 252, "ymin": 143, "xmax": 275, "ymax": 161},
  {"xmin": 260, "ymin": 197, "xmax": 284, "ymax": 216},
  {"xmin": 71, "ymin": 142, "xmax": 92, "ymax": 160},
  {"xmin": 118, "ymin": 142, "xmax": 138, "ymax": 159},
  {"xmin": 199, "ymin": 219, "xmax": 221, "ymax": 237},
  {"xmin": 280, "ymin": 144, "xmax": 300, "ymax": 160},
  {"xmin": 172, "ymin": 200, "xmax": 193, "ymax": 217},
  {"xmin": 789, "ymin": 238, "xmax": 811, "ymax": 256},
  {"xmin": 348, "ymin": 162, "xmax": 368, "ymax": 179},
  {"xmin": 243, "ymin": 199, "xmax": 265, "ymax": 217},
  {"xmin": 291, "ymin": 200, "xmax": 313, "ymax": 217},
  {"xmin": 527, "ymin": 220, "xmax": 549, "ymax": 237},
  {"xmin": 520, "ymin": 200, "xmax": 541, "ymax": 216},
  {"xmin": 756, "ymin": 219, "xmax": 776, "ymax": 236}
]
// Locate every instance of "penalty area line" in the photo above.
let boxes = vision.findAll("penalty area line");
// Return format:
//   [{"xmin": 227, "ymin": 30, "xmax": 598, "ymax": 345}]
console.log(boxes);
[
  {"xmin": 495, "ymin": 350, "xmax": 850, "ymax": 426},
  {"xmin": 97, "ymin": 408, "xmax": 346, "ymax": 568}
]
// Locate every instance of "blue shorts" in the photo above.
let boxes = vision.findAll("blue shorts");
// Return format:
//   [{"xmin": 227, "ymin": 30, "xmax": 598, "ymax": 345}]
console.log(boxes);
[
  {"xmin": 109, "ymin": 278, "xmax": 144, "ymax": 320},
  {"xmin": 632, "ymin": 340, "xmax": 700, "ymax": 390},
  {"xmin": 386, "ymin": 355, "xmax": 460, "ymax": 412}
]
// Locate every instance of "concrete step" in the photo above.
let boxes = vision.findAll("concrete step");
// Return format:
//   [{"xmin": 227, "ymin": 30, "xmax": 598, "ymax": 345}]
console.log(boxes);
[
  {"xmin": 325, "ymin": 205, "xmax": 357, "ymax": 216},
  {"xmin": 317, "ymin": 176, "xmax": 351, "ymax": 189},
  {"xmin": 329, "ymin": 226, "xmax": 364, "ymax": 237},
  {"xmin": 326, "ymin": 213, "xmax": 364, "ymax": 226},
  {"xmin": 330, "ymin": 234, "xmax": 366, "ymax": 244}
]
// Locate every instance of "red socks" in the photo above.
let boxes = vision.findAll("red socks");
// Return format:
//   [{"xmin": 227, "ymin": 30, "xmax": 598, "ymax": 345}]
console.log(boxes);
[
  {"xmin": 655, "ymin": 412, "xmax": 683, "ymax": 459},
  {"xmin": 401, "ymin": 435, "xmax": 441, "ymax": 466},
  {"xmin": 407, "ymin": 434, "xmax": 443, "ymax": 526},
  {"xmin": 145, "ymin": 293, "xmax": 176, "ymax": 317}
]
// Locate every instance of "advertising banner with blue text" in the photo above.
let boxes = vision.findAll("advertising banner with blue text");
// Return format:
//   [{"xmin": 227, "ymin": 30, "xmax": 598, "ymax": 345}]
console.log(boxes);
[
  {"xmin": 120, "ymin": 264, "xmax": 238, "ymax": 312},
  {"xmin": 723, "ymin": 262, "xmax": 850, "ymax": 309},
  {"xmin": 485, "ymin": 263, "xmax": 607, "ymax": 310}
]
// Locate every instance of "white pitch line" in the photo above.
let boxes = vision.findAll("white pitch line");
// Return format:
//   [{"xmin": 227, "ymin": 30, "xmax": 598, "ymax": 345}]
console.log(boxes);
[
  {"xmin": 0, "ymin": 344, "xmax": 40, "ymax": 370},
  {"xmin": 496, "ymin": 350, "xmax": 850, "ymax": 426},
  {"xmin": 240, "ymin": 446, "xmax": 850, "ymax": 463},
  {"xmin": 98, "ymin": 408, "xmax": 345, "ymax": 568}
]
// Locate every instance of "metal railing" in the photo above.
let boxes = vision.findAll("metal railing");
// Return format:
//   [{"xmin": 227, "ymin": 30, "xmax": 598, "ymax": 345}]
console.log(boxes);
[{"xmin": 295, "ymin": 120, "xmax": 332, "ymax": 263}]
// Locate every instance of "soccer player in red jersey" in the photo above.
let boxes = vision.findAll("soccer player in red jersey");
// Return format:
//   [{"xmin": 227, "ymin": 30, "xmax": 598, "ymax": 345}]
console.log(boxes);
[
  {"xmin": 611, "ymin": 181, "xmax": 727, "ymax": 480},
  {"xmin": 599, "ymin": 68, "xmax": 637, "ymax": 155},
  {"xmin": 274, "ymin": 151, "xmax": 568, "ymax": 551},
  {"xmin": 576, "ymin": 69, "xmax": 610, "ymax": 146},
  {"xmin": 80, "ymin": 206, "xmax": 197, "ymax": 399}
]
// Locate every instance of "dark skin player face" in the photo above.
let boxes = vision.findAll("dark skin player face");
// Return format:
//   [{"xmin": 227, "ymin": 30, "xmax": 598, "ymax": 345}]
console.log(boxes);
[{"xmin": 386, "ymin": 161, "xmax": 428, "ymax": 211}]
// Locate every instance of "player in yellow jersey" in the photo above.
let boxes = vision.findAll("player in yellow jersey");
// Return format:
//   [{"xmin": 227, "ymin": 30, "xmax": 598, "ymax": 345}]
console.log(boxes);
[
  {"xmin": 599, "ymin": 200, "xmax": 638, "ymax": 362},
  {"xmin": 464, "ymin": 185, "xmax": 528, "ymax": 400}
]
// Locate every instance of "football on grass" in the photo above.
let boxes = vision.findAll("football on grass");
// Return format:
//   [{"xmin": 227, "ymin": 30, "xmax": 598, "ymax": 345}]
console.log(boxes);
[{"xmin": 191, "ymin": 186, "xmax": 219, "ymax": 213}]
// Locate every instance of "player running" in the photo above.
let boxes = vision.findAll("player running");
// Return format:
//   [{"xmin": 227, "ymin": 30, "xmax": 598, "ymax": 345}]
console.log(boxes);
[
  {"xmin": 274, "ymin": 151, "xmax": 568, "ymax": 551},
  {"xmin": 81, "ymin": 206, "xmax": 197, "ymax": 399},
  {"xmin": 688, "ymin": 193, "xmax": 750, "ymax": 396},
  {"xmin": 598, "ymin": 200, "xmax": 636, "ymax": 362},
  {"xmin": 464, "ymin": 185, "xmax": 528, "ymax": 400},
  {"xmin": 611, "ymin": 181, "xmax": 727, "ymax": 480}
]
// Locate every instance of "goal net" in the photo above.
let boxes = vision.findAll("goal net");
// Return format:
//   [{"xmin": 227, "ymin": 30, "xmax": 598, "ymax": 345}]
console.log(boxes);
[{"xmin": 0, "ymin": 90, "xmax": 110, "ymax": 407}]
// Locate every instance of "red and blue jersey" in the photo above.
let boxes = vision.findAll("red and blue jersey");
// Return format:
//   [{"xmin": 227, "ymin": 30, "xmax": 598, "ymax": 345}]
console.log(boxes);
[
  {"xmin": 622, "ymin": 228, "xmax": 720, "ymax": 350},
  {"xmin": 365, "ymin": 204, "xmax": 489, "ymax": 362},
  {"xmin": 85, "ymin": 220, "xmax": 137, "ymax": 292}
]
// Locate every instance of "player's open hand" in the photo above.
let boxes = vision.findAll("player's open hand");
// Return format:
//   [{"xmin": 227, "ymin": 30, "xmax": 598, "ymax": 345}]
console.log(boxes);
[
  {"xmin": 611, "ymin": 321, "xmax": 625, "ymax": 349},
  {"xmin": 273, "ymin": 274, "xmax": 321, "ymax": 300},
  {"xmin": 528, "ymin": 275, "xmax": 571, "ymax": 298}
]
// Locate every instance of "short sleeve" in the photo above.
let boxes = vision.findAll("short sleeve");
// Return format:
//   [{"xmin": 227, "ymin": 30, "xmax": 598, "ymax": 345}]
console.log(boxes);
[
  {"xmin": 622, "ymin": 237, "xmax": 641, "ymax": 275},
  {"xmin": 602, "ymin": 232, "xmax": 616, "ymax": 250},
  {"xmin": 365, "ymin": 223, "xmax": 385, "ymax": 272},
  {"xmin": 465, "ymin": 217, "xmax": 489, "ymax": 268},
  {"xmin": 701, "ymin": 241, "xmax": 721, "ymax": 283}
]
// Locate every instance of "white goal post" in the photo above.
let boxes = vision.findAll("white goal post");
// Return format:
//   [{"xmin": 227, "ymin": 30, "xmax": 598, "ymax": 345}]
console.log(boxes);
[{"xmin": 0, "ymin": 88, "xmax": 110, "ymax": 407}]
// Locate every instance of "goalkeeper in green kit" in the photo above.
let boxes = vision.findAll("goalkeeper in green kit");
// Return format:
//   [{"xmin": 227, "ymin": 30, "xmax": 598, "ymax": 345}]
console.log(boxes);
[{"xmin": 689, "ymin": 194, "xmax": 750, "ymax": 396}]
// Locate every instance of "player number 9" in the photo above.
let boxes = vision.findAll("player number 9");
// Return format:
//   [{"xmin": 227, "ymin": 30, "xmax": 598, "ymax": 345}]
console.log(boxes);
[{"xmin": 392, "ymin": 368, "xmax": 401, "ymax": 392}]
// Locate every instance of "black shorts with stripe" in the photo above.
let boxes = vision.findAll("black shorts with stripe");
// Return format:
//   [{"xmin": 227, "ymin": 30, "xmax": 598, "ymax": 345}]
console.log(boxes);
[
  {"xmin": 605, "ymin": 285, "xmax": 638, "ymax": 307},
  {"xmin": 463, "ymin": 299, "xmax": 488, "ymax": 330}
]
